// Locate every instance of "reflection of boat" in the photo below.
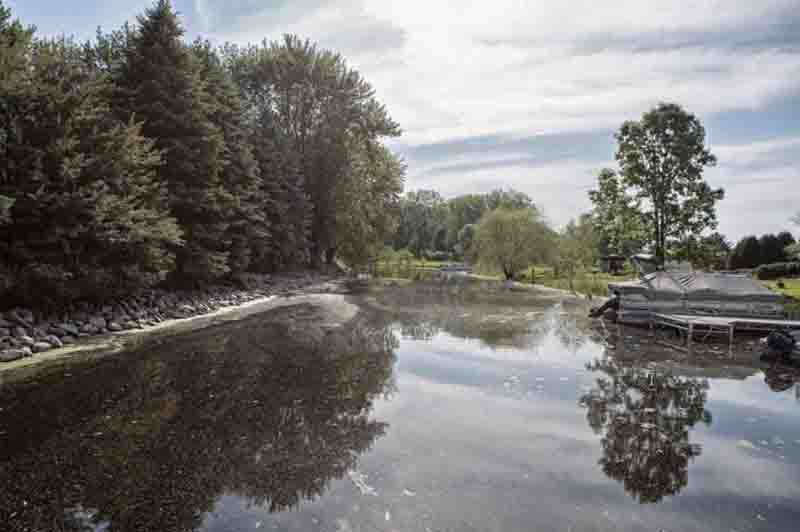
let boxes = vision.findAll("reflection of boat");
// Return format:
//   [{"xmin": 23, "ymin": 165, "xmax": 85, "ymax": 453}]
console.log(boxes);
[{"xmin": 608, "ymin": 255, "xmax": 798, "ymax": 332}]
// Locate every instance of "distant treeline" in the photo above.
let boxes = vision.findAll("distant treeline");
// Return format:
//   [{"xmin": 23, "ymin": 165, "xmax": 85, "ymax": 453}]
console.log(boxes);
[
  {"xmin": 729, "ymin": 232, "xmax": 797, "ymax": 270},
  {"xmin": 390, "ymin": 188, "xmax": 541, "ymax": 261},
  {"xmin": 0, "ymin": 0, "xmax": 404, "ymax": 306}
]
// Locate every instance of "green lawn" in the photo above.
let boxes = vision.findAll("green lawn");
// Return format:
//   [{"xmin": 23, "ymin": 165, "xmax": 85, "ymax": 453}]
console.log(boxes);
[
  {"xmin": 517, "ymin": 266, "xmax": 635, "ymax": 297},
  {"xmin": 763, "ymin": 278, "xmax": 800, "ymax": 299},
  {"xmin": 763, "ymin": 278, "xmax": 800, "ymax": 314}
]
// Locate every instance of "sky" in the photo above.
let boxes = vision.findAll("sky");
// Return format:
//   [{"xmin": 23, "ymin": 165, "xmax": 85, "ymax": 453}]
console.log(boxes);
[{"xmin": 8, "ymin": 0, "xmax": 800, "ymax": 241}]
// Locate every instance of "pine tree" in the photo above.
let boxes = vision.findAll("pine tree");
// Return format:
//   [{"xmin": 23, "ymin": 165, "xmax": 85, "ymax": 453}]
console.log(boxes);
[
  {"xmin": 0, "ymin": 39, "xmax": 181, "ymax": 305},
  {"xmin": 0, "ymin": 0, "xmax": 34, "ymax": 224},
  {"xmin": 192, "ymin": 39, "xmax": 265, "ymax": 274},
  {"xmin": 114, "ymin": 0, "xmax": 229, "ymax": 282}
]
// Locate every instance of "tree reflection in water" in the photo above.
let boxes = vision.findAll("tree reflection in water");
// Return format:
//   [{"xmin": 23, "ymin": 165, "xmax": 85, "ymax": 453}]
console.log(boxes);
[
  {"xmin": 579, "ymin": 355, "xmax": 712, "ymax": 504},
  {"xmin": 0, "ymin": 305, "xmax": 396, "ymax": 532}
]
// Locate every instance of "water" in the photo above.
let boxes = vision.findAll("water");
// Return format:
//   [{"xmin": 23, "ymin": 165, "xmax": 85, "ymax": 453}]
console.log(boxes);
[{"xmin": 2, "ymin": 284, "xmax": 800, "ymax": 531}]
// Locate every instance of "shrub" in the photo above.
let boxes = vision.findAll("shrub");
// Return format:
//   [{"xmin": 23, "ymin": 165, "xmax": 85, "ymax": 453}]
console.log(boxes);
[{"xmin": 755, "ymin": 262, "xmax": 800, "ymax": 280}]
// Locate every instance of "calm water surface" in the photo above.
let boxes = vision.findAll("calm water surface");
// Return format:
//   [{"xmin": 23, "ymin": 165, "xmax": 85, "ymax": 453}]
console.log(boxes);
[{"xmin": 2, "ymin": 285, "xmax": 800, "ymax": 531}]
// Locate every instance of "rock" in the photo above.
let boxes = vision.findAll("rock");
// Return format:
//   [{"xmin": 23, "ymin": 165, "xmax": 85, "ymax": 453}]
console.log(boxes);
[
  {"xmin": 108, "ymin": 322, "xmax": 124, "ymax": 332},
  {"xmin": 61, "ymin": 336, "xmax": 77, "ymax": 345},
  {"xmin": 44, "ymin": 335, "xmax": 63, "ymax": 348},
  {"xmin": 6, "ymin": 308, "xmax": 34, "ymax": 326},
  {"xmin": 0, "ymin": 318, "xmax": 12, "ymax": 328},
  {"xmin": 12, "ymin": 326, "xmax": 28, "ymax": 338},
  {"xmin": 51, "ymin": 322, "xmax": 79, "ymax": 336},
  {"xmin": 0, "ymin": 348, "xmax": 29, "ymax": 362},
  {"xmin": 17, "ymin": 335, "xmax": 35, "ymax": 347},
  {"xmin": 89, "ymin": 316, "xmax": 107, "ymax": 329},
  {"xmin": 80, "ymin": 323, "xmax": 98, "ymax": 334},
  {"xmin": 32, "ymin": 341, "xmax": 53, "ymax": 353},
  {"xmin": 0, "ymin": 327, "xmax": 9, "ymax": 337}
]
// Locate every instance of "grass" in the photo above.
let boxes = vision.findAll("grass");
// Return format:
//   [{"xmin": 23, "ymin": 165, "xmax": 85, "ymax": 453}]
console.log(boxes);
[
  {"xmin": 762, "ymin": 278, "xmax": 800, "ymax": 314},
  {"xmin": 519, "ymin": 266, "xmax": 636, "ymax": 297},
  {"xmin": 763, "ymin": 278, "xmax": 800, "ymax": 299}
]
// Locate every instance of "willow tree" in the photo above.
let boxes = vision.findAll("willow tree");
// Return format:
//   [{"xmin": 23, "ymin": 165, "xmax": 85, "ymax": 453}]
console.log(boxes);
[
  {"xmin": 475, "ymin": 207, "xmax": 552, "ymax": 280},
  {"xmin": 608, "ymin": 103, "xmax": 721, "ymax": 263}
]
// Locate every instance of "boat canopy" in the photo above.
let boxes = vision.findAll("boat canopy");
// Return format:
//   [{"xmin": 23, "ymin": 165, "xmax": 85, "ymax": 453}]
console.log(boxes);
[{"xmin": 609, "ymin": 271, "xmax": 785, "ymax": 303}]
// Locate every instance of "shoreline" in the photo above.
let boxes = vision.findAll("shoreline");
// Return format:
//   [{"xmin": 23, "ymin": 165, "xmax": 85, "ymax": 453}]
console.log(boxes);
[{"xmin": 0, "ymin": 272, "xmax": 347, "ymax": 371}]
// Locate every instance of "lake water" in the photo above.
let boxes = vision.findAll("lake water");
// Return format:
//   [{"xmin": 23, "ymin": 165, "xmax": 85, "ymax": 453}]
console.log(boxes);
[{"xmin": 2, "ymin": 284, "xmax": 800, "ymax": 531}]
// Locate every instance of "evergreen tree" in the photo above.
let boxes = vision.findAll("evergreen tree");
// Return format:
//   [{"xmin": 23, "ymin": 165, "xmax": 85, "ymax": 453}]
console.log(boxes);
[
  {"xmin": 730, "ymin": 236, "xmax": 761, "ymax": 269},
  {"xmin": 777, "ymin": 231, "xmax": 796, "ymax": 261},
  {"xmin": 758, "ymin": 233, "xmax": 784, "ymax": 265},
  {"xmin": 113, "ymin": 0, "xmax": 229, "ymax": 282},
  {"xmin": 191, "ymin": 39, "xmax": 265, "ymax": 274},
  {"xmin": 0, "ymin": 38, "xmax": 180, "ymax": 305},
  {"xmin": 0, "ymin": 0, "xmax": 34, "ymax": 224}
]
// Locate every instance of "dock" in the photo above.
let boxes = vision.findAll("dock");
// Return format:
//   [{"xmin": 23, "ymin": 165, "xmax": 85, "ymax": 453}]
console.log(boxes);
[{"xmin": 652, "ymin": 313, "xmax": 800, "ymax": 349}]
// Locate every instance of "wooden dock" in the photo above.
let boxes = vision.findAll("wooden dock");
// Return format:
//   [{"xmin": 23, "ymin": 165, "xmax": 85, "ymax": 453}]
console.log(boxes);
[{"xmin": 652, "ymin": 313, "xmax": 800, "ymax": 349}]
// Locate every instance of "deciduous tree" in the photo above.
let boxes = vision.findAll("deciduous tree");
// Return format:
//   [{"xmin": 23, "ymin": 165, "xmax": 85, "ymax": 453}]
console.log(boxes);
[
  {"xmin": 475, "ymin": 207, "xmax": 552, "ymax": 280},
  {"xmin": 613, "ymin": 103, "xmax": 721, "ymax": 263}
]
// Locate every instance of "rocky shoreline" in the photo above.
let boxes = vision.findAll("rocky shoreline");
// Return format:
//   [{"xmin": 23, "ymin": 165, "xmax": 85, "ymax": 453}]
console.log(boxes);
[{"xmin": 0, "ymin": 271, "xmax": 339, "ymax": 363}]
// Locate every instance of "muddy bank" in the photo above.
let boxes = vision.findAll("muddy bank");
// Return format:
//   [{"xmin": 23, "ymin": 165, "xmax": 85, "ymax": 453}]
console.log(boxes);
[{"xmin": 0, "ymin": 275, "xmax": 351, "ymax": 377}]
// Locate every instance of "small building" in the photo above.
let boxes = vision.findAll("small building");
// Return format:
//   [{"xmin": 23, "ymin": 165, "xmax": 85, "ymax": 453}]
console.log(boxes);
[{"xmin": 599, "ymin": 255, "xmax": 626, "ymax": 274}]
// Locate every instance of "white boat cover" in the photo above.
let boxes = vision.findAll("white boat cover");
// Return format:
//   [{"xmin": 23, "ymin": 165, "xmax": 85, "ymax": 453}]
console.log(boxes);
[{"xmin": 609, "ymin": 272, "xmax": 784, "ymax": 303}]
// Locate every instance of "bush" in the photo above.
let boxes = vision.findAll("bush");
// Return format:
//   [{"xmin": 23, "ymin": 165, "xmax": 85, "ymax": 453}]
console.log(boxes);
[{"xmin": 755, "ymin": 262, "xmax": 800, "ymax": 280}]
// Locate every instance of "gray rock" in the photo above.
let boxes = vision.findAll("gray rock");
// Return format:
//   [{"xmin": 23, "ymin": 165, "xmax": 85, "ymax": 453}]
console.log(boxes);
[
  {"xmin": 0, "ymin": 327, "xmax": 9, "ymax": 337},
  {"xmin": 0, "ymin": 348, "xmax": 28, "ymax": 362},
  {"xmin": 80, "ymin": 323, "xmax": 98, "ymax": 334},
  {"xmin": 50, "ymin": 322, "xmax": 79, "ymax": 336},
  {"xmin": 17, "ymin": 335, "xmax": 35, "ymax": 347},
  {"xmin": 89, "ymin": 316, "xmax": 107, "ymax": 329},
  {"xmin": 44, "ymin": 335, "xmax": 63, "ymax": 348},
  {"xmin": 48, "ymin": 325, "xmax": 66, "ymax": 337},
  {"xmin": 7, "ymin": 308, "xmax": 33, "ymax": 325},
  {"xmin": 0, "ymin": 318, "xmax": 12, "ymax": 328},
  {"xmin": 32, "ymin": 341, "xmax": 53, "ymax": 353},
  {"xmin": 108, "ymin": 322, "xmax": 124, "ymax": 332},
  {"xmin": 12, "ymin": 326, "xmax": 29, "ymax": 338},
  {"xmin": 61, "ymin": 335, "xmax": 77, "ymax": 345}
]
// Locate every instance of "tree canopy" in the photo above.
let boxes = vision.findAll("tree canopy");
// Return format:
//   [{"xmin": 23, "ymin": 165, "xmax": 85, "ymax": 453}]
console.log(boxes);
[
  {"xmin": 591, "ymin": 103, "xmax": 722, "ymax": 263},
  {"xmin": 391, "ymin": 188, "xmax": 537, "ymax": 260},
  {"xmin": 0, "ymin": 0, "xmax": 405, "ymax": 305},
  {"xmin": 474, "ymin": 207, "xmax": 553, "ymax": 280}
]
